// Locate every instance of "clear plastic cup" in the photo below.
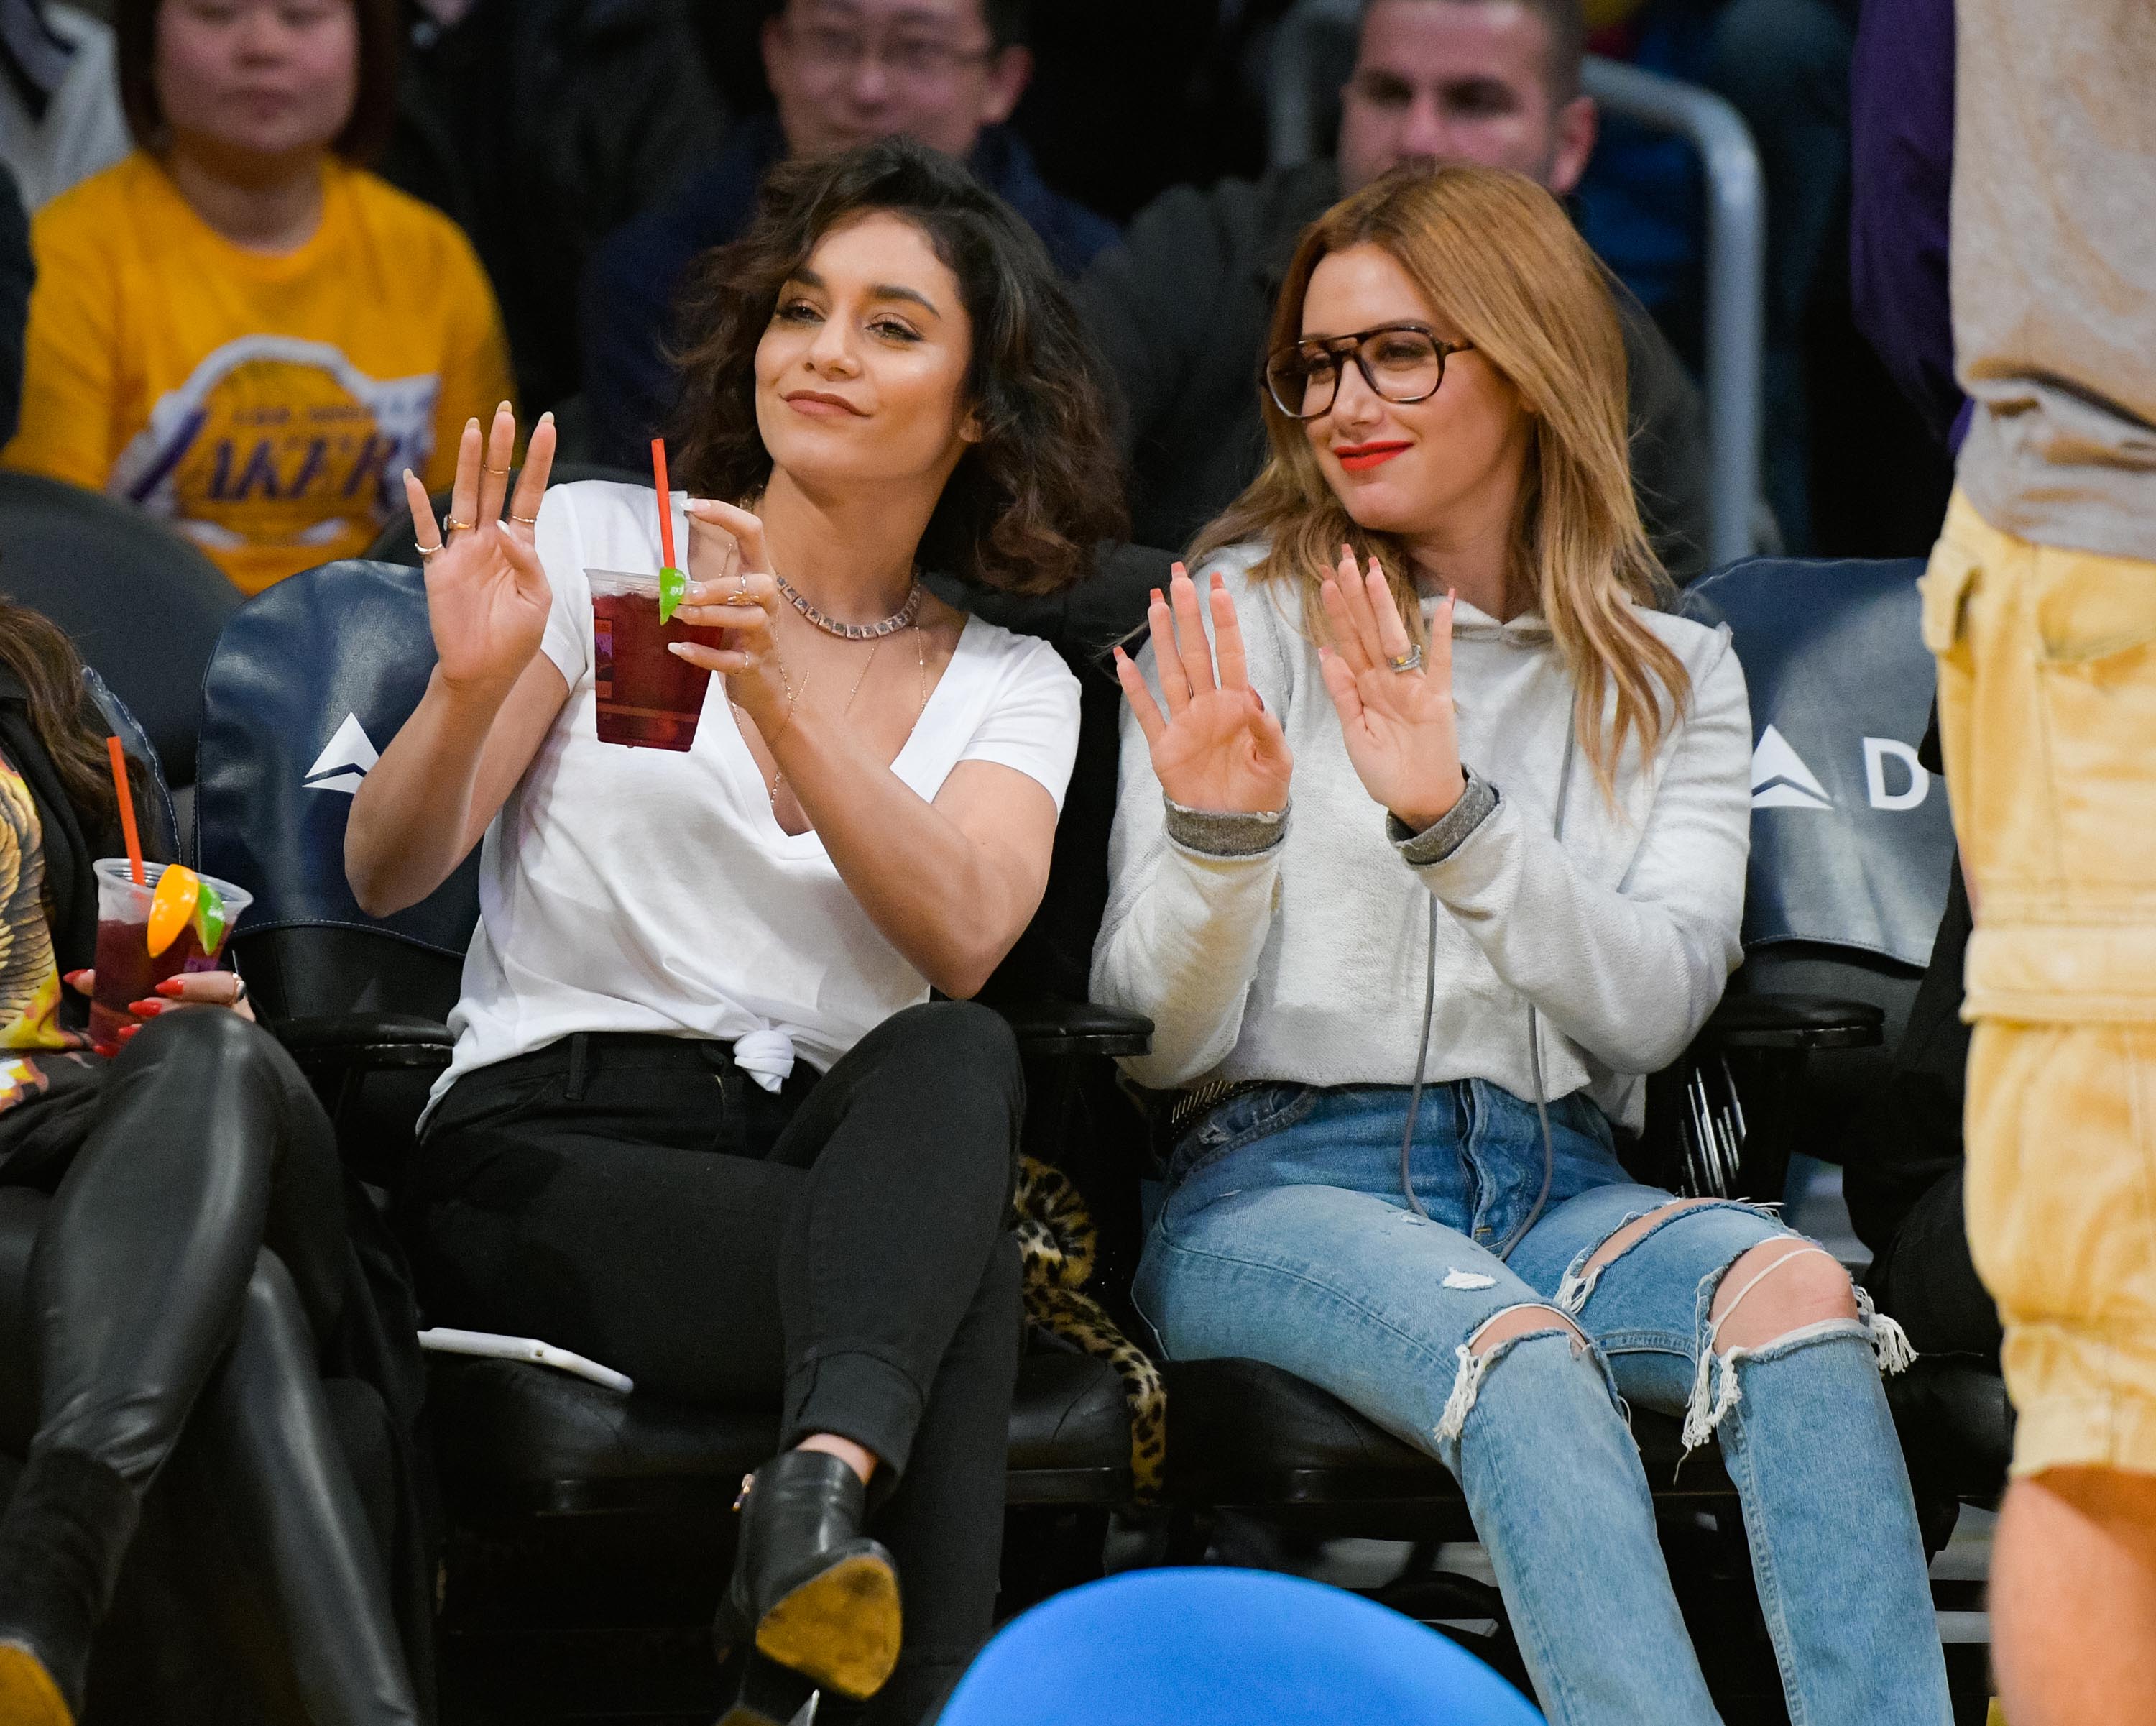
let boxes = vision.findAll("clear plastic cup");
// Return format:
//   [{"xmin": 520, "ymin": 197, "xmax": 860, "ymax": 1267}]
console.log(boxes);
[
  {"xmin": 91, "ymin": 860, "xmax": 253, "ymax": 1047},
  {"xmin": 588, "ymin": 568, "xmax": 736, "ymax": 751}
]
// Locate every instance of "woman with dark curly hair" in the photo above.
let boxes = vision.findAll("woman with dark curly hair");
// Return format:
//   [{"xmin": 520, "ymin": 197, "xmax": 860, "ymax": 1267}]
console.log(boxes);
[{"xmin": 345, "ymin": 138, "xmax": 1125, "ymax": 1726}]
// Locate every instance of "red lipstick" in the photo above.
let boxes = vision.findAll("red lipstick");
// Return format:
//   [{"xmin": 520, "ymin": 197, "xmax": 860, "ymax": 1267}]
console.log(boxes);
[{"xmin": 1335, "ymin": 441, "xmax": 1411, "ymax": 472}]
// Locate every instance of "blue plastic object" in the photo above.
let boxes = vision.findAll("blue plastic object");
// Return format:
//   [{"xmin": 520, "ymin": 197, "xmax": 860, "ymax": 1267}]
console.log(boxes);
[{"xmin": 937, "ymin": 1569, "xmax": 1544, "ymax": 1726}]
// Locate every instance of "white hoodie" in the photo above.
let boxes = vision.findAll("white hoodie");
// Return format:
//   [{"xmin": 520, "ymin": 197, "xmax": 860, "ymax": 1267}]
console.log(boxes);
[{"xmin": 1089, "ymin": 545, "xmax": 1752, "ymax": 1132}]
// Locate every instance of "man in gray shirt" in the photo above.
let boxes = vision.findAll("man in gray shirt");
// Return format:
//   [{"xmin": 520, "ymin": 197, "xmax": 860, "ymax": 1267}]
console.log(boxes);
[
  {"xmin": 1918, "ymin": 6, "xmax": 2156, "ymax": 1720},
  {"xmin": 1081, "ymin": 0, "xmax": 1710, "ymax": 575}
]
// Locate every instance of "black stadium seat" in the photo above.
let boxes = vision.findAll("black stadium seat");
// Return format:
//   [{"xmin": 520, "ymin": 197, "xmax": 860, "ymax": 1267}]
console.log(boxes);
[
  {"xmin": 0, "ymin": 469, "xmax": 238, "ymax": 796},
  {"xmin": 194, "ymin": 551, "xmax": 1156, "ymax": 1717},
  {"xmin": 1686, "ymin": 556, "xmax": 2011, "ymax": 1506}
]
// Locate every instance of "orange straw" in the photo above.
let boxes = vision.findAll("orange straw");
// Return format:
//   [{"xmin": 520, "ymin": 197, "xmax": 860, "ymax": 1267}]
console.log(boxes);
[
  {"xmin": 651, "ymin": 438, "xmax": 676, "ymax": 570},
  {"xmin": 106, "ymin": 736, "xmax": 144, "ymax": 885}
]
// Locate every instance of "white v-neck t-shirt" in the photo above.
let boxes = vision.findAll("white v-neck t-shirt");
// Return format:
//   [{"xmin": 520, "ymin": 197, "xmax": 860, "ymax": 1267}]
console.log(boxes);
[{"xmin": 429, "ymin": 481, "xmax": 1082, "ymax": 1108}]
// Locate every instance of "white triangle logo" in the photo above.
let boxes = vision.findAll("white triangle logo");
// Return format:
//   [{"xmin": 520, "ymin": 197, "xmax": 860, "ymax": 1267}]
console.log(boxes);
[
  {"xmin": 1750, "ymin": 725, "xmax": 1830, "ymax": 811},
  {"xmin": 304, "ymin": 713, "xmax": 379, "ymax": 797}
]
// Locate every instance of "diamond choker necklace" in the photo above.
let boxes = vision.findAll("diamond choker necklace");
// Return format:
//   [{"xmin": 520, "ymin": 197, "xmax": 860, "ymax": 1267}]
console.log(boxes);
[{"xmin": 773, "ymin": 568, "xmax": 923, "ymax": 641}]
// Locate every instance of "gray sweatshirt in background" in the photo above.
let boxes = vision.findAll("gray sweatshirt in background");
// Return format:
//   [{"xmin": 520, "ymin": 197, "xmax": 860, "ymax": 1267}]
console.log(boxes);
[
  {"xmin": 1089, "ymin": 548, "xmax": 1753, "ymax": 1135},
  {"xmin": 1951, "ymin": 0, "xmax": 2156, "ymax": 562}
]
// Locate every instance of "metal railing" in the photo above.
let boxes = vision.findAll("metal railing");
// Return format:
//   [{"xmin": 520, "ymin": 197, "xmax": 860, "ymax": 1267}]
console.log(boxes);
[{"xmin": 1266, "ymin": 0, "xmax": 1766, "ymax": 566}]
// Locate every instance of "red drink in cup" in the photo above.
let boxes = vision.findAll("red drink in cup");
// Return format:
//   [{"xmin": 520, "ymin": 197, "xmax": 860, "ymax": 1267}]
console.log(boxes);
[
  {"xmin": 89, "ymin": 860, "xmax": 253, "ymax": 1047},
  {"xmin": 588, "ymin": 568, "xmax": 736, "ymax": 751}
]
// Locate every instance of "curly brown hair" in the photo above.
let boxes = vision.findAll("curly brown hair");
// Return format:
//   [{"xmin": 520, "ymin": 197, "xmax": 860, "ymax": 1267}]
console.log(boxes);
[{"xmin": 668, "ymin": 137, "xmax": 1126, "ymax": 596}]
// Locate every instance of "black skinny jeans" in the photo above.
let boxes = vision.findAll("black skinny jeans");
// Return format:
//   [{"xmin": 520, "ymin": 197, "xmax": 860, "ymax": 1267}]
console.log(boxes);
[
  {"xmin": 0, "ymin": 1009, "xmax": 420, "ymax": 1725},
  {"xmin": 411, "ymin": 999, "xmax": 1026, "ymax": 1725}
]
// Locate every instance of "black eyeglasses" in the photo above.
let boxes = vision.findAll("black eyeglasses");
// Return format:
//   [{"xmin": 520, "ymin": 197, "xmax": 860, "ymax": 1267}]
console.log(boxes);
[{"xmin": 1263, "ymin": 323, "xmax": 1474, "ymax": 420}]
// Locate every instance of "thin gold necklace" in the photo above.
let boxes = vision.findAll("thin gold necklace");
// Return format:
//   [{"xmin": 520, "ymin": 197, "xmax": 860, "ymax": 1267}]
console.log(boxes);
[{"xmin": 740, "ymin": 623, "xmax": 931, "ymax": 820}]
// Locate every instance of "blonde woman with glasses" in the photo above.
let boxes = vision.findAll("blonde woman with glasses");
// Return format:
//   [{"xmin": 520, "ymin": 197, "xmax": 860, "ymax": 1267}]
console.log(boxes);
[{"xmin": 1092, "ymin": 165, "xmax": 1952, "ymax": 1725}]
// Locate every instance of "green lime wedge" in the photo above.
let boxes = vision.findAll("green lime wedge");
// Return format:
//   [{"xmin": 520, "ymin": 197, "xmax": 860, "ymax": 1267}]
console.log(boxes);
[
  {"xmin": 193, "ymin": 881, "xmax": 227, "ymax": 953},
  {"xmin": 658, "ymin": 564, "xmax": 687, "ymax": 625}
]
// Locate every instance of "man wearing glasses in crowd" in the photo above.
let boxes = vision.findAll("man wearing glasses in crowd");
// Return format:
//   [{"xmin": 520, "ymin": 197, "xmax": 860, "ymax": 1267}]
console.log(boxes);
[
  {"xmin": 1083, "ymin": 0, "xmax": 1710, "ymax": 576},
  {"xmin": 581, "ymin": 0, "xmax": 1115, "ymax": 467}
]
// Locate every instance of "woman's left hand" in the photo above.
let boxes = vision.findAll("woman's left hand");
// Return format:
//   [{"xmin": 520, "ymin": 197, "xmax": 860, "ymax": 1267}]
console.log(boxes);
[
  {"xmin": 66, "ymin": 968, "xmax": 256, "ymax": 1052},
  {"xmin": 1317, "ymin": 546, "xmax": 1468, "ymax": 832},
  {"xmin": 671, "ymin": 498, "xmax": 794, "ymax": 735}
]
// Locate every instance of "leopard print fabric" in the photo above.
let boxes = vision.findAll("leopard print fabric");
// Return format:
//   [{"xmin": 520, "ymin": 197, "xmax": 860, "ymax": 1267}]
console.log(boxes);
[{"xmin": 1013, "ymin": 1154, "xmax": 1166, "ymax": 1501}]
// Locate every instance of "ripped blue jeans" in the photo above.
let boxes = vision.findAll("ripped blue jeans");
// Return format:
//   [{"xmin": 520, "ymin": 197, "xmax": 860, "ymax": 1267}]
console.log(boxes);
[{"xmin": 1133, "ymin": 1080, "xmax": 1951, "ymax": 1726}]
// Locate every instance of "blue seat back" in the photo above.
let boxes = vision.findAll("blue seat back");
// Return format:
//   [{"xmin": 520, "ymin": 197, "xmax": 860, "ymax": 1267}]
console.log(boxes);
[
  {"xmin": 195, "ymin": 560, "xmax": 477, "ymax": 1018},
  {"xmin": 940, "ymin": 1568, "xmax": 1542, "ymax": 1725},
  {"xmin": 1685, "ymin": 557, "xmax": 1955, "ymax": 969}
]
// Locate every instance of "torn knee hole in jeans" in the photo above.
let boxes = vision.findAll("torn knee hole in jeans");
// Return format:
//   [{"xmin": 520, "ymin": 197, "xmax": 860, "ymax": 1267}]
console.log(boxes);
[
  {"xmin": 1433, "ymin": 1306, "xmax": 1588, "ymax": 1446},
  {"xmin": 1678, "ymin": 1246, "xmax": 1917, "ymax": 1458},
  {"xmin": 1554, "ymin": 1198, "xmax": 1784, "ymax": 1316}
]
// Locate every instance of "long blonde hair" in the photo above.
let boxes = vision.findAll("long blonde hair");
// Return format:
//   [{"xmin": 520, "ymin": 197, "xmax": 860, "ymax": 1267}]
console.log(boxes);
[{"xmin": 1192, "ymin": 164, "xmax": 1690, "ymax": 801}]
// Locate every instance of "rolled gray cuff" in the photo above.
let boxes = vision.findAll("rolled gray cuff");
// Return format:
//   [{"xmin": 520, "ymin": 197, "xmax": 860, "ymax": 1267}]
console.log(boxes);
[
  {"xmin": 1389, "ymin": 766, "xmax": 1498, "ymax": 866},
  {"xmin": 1164, "ymin": 795, "xmax": 1289, "ymax": 858}
]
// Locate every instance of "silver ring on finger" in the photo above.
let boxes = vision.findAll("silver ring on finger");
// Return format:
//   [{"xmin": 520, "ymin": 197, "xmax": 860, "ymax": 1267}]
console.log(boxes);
[
  {"xmin": 419, "ymin": 541, "xmax": 446, "ymax": 561},
  {"xmin": 1387, "ymin": 646, "xmax": 1424, "ymax": 674}
]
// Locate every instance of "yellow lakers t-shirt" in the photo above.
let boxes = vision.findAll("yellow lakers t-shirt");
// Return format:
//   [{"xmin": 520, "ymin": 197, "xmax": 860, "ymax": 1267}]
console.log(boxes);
[{"xmin": 3, "ymin": 152, "xmax": 513, "ymax": 594}]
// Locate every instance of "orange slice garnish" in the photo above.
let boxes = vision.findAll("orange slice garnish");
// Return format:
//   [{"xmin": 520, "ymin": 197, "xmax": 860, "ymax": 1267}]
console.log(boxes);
[{"xmin": 147, "ymin": 866, "xmax": 202, "ymax": 958}]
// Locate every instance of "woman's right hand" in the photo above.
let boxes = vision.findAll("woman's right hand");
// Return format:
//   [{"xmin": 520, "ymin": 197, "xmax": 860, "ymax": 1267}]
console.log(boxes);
[
  {"xmin": 402, "ymin": 403, "xmax": 556, "ymax": 701},
  {"xmin": 1114, "ymin": 564, "xmax": 1293, "ymax": 814}
]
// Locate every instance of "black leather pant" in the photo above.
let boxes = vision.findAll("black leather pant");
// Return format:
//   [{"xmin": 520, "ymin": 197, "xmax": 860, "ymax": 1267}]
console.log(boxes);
[{"xmin": 0, "ymin": 1010, "xmax": 421, "ymax": 1725}]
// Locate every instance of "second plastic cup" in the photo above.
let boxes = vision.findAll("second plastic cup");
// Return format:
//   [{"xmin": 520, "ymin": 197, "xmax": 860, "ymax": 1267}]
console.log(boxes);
[
  {"xmin": 91, "ymin": 859, "xmax": 254, "ymax": 1047},
  {"xmin": 588, "ymin": 568, "xmax": 737, "ymax": 751}
]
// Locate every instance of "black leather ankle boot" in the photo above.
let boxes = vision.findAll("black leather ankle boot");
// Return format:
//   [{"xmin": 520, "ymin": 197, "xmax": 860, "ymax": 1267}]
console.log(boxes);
[
  {"xmin": 0, "ymin": 1450, "xmax": 140, "ymax": 1726},
  {"xmin": 713, "ymin": 1449, "xmax": 900, "ymax": 1712}
]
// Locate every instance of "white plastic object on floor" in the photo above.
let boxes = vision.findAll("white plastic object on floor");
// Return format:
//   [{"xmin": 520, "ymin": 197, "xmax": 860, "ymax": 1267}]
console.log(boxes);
[{"xmin": 416, "ymin": 1327, "xmax": 635, "ymax": 1395}]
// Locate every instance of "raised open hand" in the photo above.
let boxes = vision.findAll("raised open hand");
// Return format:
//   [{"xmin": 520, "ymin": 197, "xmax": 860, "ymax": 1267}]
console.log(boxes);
[
  {"xmin": 1317, "ymin": 546, "xmax": 1465, "ymax": 831},
  {"xmin": 1114, "ymin": 564, "xmax": 1292, "ymax": 814},
  {"xmin": 404, "ymin": 403, "xmax": 557, "ymax": 699}
]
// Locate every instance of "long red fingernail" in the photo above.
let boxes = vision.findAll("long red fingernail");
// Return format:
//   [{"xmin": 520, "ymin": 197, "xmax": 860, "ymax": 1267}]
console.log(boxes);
[
  {"xmin": 63, "ymin": 969, "xmax": 90, "ymax": 988},
  {"xmin": 155, "ymin": 978, "xmax": 187, "ymax": 996},
  {"xmin": 128, "ymin": 1000, "xmax": 165, "ymax": 1016},
  {"xmin": 1150, "ymin": 589, "xmax": 1164, "ymax": 606},
  {"xmin": 93, "ymin": 1042, "xmax": 119, "ymax": 1057},
  {"xmin": 115, "ymin": 1024, "xmax": 142, "ymax": 1043}
]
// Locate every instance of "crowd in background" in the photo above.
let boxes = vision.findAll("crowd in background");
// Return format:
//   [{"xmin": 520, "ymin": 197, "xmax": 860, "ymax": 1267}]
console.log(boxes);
[
  {"xmin": 0, "ymin": 0, "xmax": 1948, "ymax": 594},
  {"xmin": 0, "ymin": 3, "xmax": 2146, "ymax": 1725}
]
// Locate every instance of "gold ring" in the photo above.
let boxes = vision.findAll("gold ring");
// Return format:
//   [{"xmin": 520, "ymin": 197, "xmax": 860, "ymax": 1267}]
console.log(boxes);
[
  {"xmin": 443, "ymin": 515, "xmax": 476, "ymax": 534},
  {"xmin": 419, "ymin": 542, "xmax": 446, "ymax": 561},
  {"xmin": 484, "ymin": 463, "xmax": 511, "ymax": 477},
  {"xmin": 729, "ymin": 571, "xmax": 753, "ymax": 603},
  {"xmin": 510, "ymin": 512, "xmax": 538, "ymax": 526}
]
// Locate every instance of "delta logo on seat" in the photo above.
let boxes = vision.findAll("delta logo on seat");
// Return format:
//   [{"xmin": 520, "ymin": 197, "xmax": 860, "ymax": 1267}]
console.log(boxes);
[
  {"xmin": 304, "ymin": 714, "xmax": 379, "ymax": 795},
  {"xmin": 1751, "ymin": 725, "xmax": 1930, "ymax": 812}
]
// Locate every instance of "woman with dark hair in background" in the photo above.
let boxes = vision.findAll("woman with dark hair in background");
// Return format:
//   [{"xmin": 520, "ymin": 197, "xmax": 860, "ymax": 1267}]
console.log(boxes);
[
  {"xmin": 347, "ymin": 138, "xmax": 1124, "ymax": 1725},
  {"xmin": 1, "ymin": 0, "xmax": 510, "ymax": 595},
  {"xmin": 0, "ymin": 601, "xmax": 429, "ymax": 1726}
]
